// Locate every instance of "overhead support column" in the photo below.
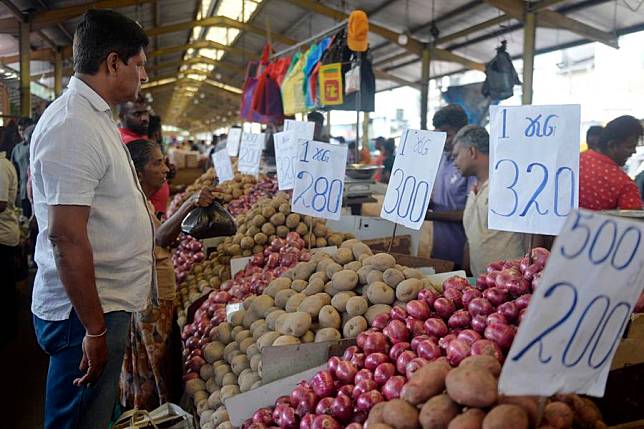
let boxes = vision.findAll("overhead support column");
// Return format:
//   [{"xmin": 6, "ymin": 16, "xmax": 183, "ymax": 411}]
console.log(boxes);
[
  {"xmin": 522, "ymin": 9, "xmax": 536, "ymax": 105},
  {"xmin": 362, "ymin": 112, "xmax": 369, "ymax": 153},
  {"xmin": 19, "ymin": 19, "xmax": 31, "ymax": 117},
  {"xmin": 54, "ymin": 49, "xmax": 63, "ymax": 97},
  {"xmin": 420, "ymin": 47, "xmax": 431, "ymax": 130}
]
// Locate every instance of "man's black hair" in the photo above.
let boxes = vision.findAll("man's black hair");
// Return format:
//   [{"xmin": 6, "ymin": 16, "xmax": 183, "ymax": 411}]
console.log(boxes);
[
  {"xmin": 17, "ymin": 117, "xmax": 33, "ymax": 128},
  {"xmin": 432, "ymin": 104, "xmax": 468, "ymax": 130},
  {"xmin": 598, "ymin": 115, "xmax": 643, "ymax": 151},
  {"xmin": 125, "ymin": 139, "xmax": 156, "ymax": 173},
  {"xmin": 73, "ymin": 9, "xmax": 149, "ymax": 75},
  {"xmin": 148, "ymin": 115, "xmax": 162, "ymax": 138},
  {"xmin": 307, "ymin": 111, "xmax": 325, "ymax": 125},
  {"xmin": 586, "ymin": 125, "xmax": 603, "ymax": 142}
]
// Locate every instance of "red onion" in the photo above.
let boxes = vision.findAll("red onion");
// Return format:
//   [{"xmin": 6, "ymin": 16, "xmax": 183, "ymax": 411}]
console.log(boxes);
[
  {"xmin": 443, "ymin": 276, "xmax": 469, "ymax": 291},
  {"xmin": 483, "ymin": 287, "xmax": 510, "ymax": 306},
  {"xmin": 295, "ymin": 392, "xmax": 318, "ymax": 417},
  {"xmin": 456, "ymin": 329, "xmax": 481, "ymax": 346},
  {"xmin": 522, "ymin": 263, "xmax": 543, "ymax": 281},
  {"xmin": 485, "ymin": 271, "xmax": 501, "ymax": 288},
  {"xmin": 276, "ymin": 396, "xmax": 292, "ymax": 406},
  {"xmin": 315, "ymin": 397, "xmax": 334, "ymax": 415},
  {"xmin": 381, "ymin": 375, "xmax": 406, "ymax": 400},
  {"xmin": 330, "ymin": 395, "xmax": 353, "ymax": 422},
  {"xmin": 475, "ymin": 275, "xmax": 489, "ymax": 291},
  {"xmin": 351, "ymin": 352, "xmax": 365, "ymax": 369},
  {"xmin": 507, "ymin": 278, "xmax": 531, "ymax": 297},
  {"xmin": 433, "ymin": 297, "xmax": 456, "ymax": 319},
  {"xmin": 486, "ymin": 313, "xmax": 508, "ymax": 325},
  {"xmin": 444, "ymin": 288, "xmax": 463, "ymax": 308},
  {"xmin": 362, "ymin": 332, "xmax": 388, "ymax": 355},
  {"xmin": 300, "ymin": 414, "xmax": 315, "ymax": 429},
  {"xmin": 447, "ymin": 339, "xmax": 471, "ymax": 366},
  {"xmin": 418, "ymin": 288, "xmax": 438, "ymax": 307},
  {"xmin": 514, "ymin": 294, "xmax": 532, "ymax": 310},
  {"xmin": 405, "ymin": 317, "xmax": 425, "ymax": 337},
  {"xmin": 416, "ymin": 339, "xmax": 442, "ymax": 361},
  {"xmin": 311, "ymin": 415, "xmax": 341, "ymax": 429},
  {"xmin": 471, "ymin": 339, "xmax": 503, "ymax": 362},
  {"xmin": 371, "ymin": 313, "xmax": 391, "ymax": 330},
  {"xmin": 373, "ymin": 363, "xmax": 396, "ymax": 386},
  {"xmin": 351, "ymin": 409, "xmax": 368, "ymax": 424},
  {"xmin": 390, "ymin": 306, "xmax": 408, "ymax": 322},
  {"xmin": 345, "ymin": 424, "xmax": 363, "ymax": 429},
  {"xmin": 290, "ymin": 386, "xmax": 312, "ymax": 407},
  {"xmin": 424, "ymin": 317, "xmax": 448, "ymax": 337},
  {"xmin": 484, "ymin": 323, "xmax": 516, "ymax": 350},
  {"xmin": 471, "ymin": 315, "xmax": 487, "ymax": 334},
  {"xmin": 356, "ymin": 390, "xmax": 384, "ymax": 412},
  {"xmin": 497, "ymin": 301, "xmax": 519, "ymax": 322},
  {"xmin": 396, "ymin": 350, "xmax": 417, "ymax": 374},
  {"xmin": 338, "ymin": 384, "xmax": 354, "ymax": 398},
  {"xmin": 448, "ymin": 310, "xmax": 472, "ymax": 329},
  {"xmin": 388, "ymin": 343, "xmax": 410, "ymax": 363},
  {"xmin": 352, "ymin": 379, "xmax": 378, "ymax": 400},
  {"xmin": 438, "ymin": 333, "xmax": 456, "ymax": 351},
  {"xmin": 275, "ymin": 405, "xmax": 298, "ymax": 429},
  {"xmin": 342, "ymin": 346, "xmax": 358, "ymax": 361},
  {"xmin": 364, "ymin": 353, "xmax": 389, "ymax": 371},
  {"xmin": 327, "ymin": 356, "xmax": 341, "ymax": 374},
  {"xmin": 487, "ymin": 261, "xmax": 505, "ymax": 272},
  {"xmin": 406, "ymin": 300, "xmax": 430, "ymax": 320},
  {"xmin": 405, "ymin": 358, "xmax": 429, "ymax": 379},
  {"xmin": 312, "ymin": 370, "xmax": 335, "ymax": 398},
  {"xmin": 461, "ymin": 288, "xmax": 482, "ymax": 308},
  {"xmin": 354, "ymin": 369, "xmax": 373, "ymax": 386},
  {"xmin": 383, "ymin": 319, "xmax": 410, "ymax": 344},
  {"xmin": 253, "ymin": 408, "xmax": 274, "ymax": 425},
  {"xmin": 519, "ymin": 308, "xmax": 528, "ymax": 323},
  {"xmin": 335, "ymin": 361, "xmax": 357, "ymax": 385},
  {"xmin": 410, "ymin": 335, "xmax": 431, "ymax": 352},
  {"xmin": 530, "ymin": 247, "xmax": 550, "ymax": 266}
]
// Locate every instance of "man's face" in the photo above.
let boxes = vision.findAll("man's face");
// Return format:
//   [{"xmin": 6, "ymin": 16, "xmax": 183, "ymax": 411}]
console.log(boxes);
[
  {"xmin": 141, "ymin": 145, "xmax": 169, "ymax": 191},
  {"xmin": 610, "ymin": 135, "xmax": 639, "ymax": 167},
  {"xmin": 123, "ymin": 102, "xmax": 150, "ymax": 135},
  {"xmin": 452, "ymin": 140, "xmax": 475, "ymax": 177},
  {"xmin": 436, "ymin": 125, "xmax": 458, "ymax": 153},
  {"xmin": 17, "ymin": 125, "xmax": 26, "ymax": 140},
  {"xmin": 115, "ymin": 49, "xmax": 148, "ymax": 104}
]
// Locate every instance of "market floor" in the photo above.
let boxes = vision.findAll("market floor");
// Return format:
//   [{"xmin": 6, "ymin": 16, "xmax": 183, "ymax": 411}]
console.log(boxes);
[{"xmin": 2, "ymin": 273, "xmax": 47, "ymax": 428}]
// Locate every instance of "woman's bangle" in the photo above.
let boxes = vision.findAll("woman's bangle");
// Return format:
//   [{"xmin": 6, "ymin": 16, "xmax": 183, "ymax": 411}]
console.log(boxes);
[{"xmin": 86, "ymin": 328, "xmax": 107, "ymax": 338}]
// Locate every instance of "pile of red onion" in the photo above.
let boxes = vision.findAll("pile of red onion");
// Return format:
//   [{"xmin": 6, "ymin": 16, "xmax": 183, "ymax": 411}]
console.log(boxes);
[
  {"xmin": 173, "ymin": 235, "xmax": 205, "ymax": 284},
  {"xmin": 227, "ymin": 178, "xmax": 279, "ymax": 217},
  {"xmin": 240, "ymin": 248, "xmax": 550, "ymax": 429}
]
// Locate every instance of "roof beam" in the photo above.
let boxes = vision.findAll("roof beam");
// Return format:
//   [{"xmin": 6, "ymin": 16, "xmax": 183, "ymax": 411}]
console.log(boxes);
[
  {"xmin": 30, "ymin": 0, "xmax": 153, "ymax": 29},
  {"xmin": 148, "ymin": 40, "xmax": 255, "ymax": 60},
  {"xmin": 373, "ymin": 69, "xmax": 420, "ymax": 89},
  {"xmin": 146, "ymin": 56, "xmax": 245, "ymax": 75},
  {"xmin": 144, "ymin": 77, "xmax": 241, "ymax": 100}
]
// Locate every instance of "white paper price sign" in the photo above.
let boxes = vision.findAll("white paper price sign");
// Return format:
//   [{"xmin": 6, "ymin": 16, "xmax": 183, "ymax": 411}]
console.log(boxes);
[
  {"xmin": 284, "ymin": 119, "xmax": 315, "ymax": 141},
  {"xmin": 227, "ymin": 128, "xmax": 242, "ymax": 157},
  {"xmin": 380, "ymin": 129, "xmax": 446, "ymax": 230},
  {"xmin": 273, "ymin": 131, "xmax": 299, "ymax": 190},
  {"xmin": 291, "ymin": 140, "xmax": 348, "ymax": 221},
  {"xmin": 489, "ymin": 104, "xmax": 581, "ymax": 235},
  {"xmin": 238, "ymin": 132, "xmax": 263, "ymax": 175},
  {"xmin": 212, "ymin": 148, "xmax": 234, "ymax": 183},
  {"xmin": 499, "ymin": 210, "xmax": 644, "ymax": 397}
]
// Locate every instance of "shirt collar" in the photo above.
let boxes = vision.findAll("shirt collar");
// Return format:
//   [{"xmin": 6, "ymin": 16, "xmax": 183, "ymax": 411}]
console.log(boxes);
[
  {"xmin": 67, "ymin": 76, "xmax": 112, "ymax": 113},
  {"xmin": 585, "ymin": 149, "xmax": 618, "ymax": 167}
]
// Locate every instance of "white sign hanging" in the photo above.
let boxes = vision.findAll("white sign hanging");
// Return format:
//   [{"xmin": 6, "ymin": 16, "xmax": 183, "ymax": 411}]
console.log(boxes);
[
  {"xmin": 489, "ymin": 104, "xmax": 581, "ymax": 235},
  {"xmin": 238, "ymin": 132, "xmax": 264, "ymax": 175},
  {"xmin": 284, "ymin": 119, "xmax": 315, "ymax": 141},
  {"xmin": 211, "ymin": 148, "xmax": 234, "ymax": 183},
  {"xmin": 499, "ymin": 210, "xmax": 644, "ymax": 397},
  {"xmin": 273, "ymin": 131, "xmax": 300, "ymax": 190},
  {"xmin": 380, "ymin": 129, "xmax": 446, "ymax": 230},
  {"xmin": 227, "ymin": 128, "xmax": 242, "ymax": 157},
  {"xmin": 292, "ymin": 140, "xmax": 348, "ymax": 221}
]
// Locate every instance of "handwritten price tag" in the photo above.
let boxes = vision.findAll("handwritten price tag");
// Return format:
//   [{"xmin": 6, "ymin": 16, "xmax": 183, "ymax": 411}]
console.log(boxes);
[
  {"xmin": 499, "ymin": 210, "xmax": 644, "ymax": 397},
  {"xmin": 284, "ymin": 119, "xmax": 315, "ymax": 141},
  {"xmin": 380, "ymin": 129, "xmax": 446, "ymax": 230},
  {"xmin": 273, "ymin": 131, "xmax": 300, "ymax": 190},
  {"xmin": 292, "ymin": 140, "xmax": 348, "ymax": 221},
  {"xmin": 227, "ymin": 128, "xmax": 242, "ymax": 157},
  {"xmin": 489, "ymin": 104, "xmax": 581, "ymax": 235},
  {"xmin": 238, "ymin": 132, "xmax": 264, "ymax": 175},
  {"xmin": 212, "ymin": 148, "xmax": 234, "ymax": 183}
]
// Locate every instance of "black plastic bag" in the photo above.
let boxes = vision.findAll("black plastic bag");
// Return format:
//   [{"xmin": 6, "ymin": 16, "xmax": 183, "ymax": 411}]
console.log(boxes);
[
  {"xmin": 181, "ymin": 202, "xmax": 237, "ymax": 239},
  {"xmin": 482, "ymin": 41, "xmax": 521, "ymax": 101}
]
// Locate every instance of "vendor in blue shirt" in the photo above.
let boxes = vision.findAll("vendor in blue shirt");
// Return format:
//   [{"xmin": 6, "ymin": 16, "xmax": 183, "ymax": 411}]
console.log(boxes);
[{"xmin": 426, "ymin": 104, "xmax": 476, "ymax": 269}]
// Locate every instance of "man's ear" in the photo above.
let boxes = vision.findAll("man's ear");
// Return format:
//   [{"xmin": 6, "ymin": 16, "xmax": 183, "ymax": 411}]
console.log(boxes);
[
  {"xmin": 469, "ymin": 145, "xmax": 477, "ymax": 159},
  {"xmin": 105, "ymin": 52, "xmax": 120, "ymax": 75},
  {"xmin": 136, "ymin": 170, "xmax": 144, "ymax": 182}
]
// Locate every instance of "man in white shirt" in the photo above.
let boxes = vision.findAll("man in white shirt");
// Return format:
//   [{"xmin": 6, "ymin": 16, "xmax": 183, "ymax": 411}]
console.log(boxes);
[{"xmin": 30, "ymin": 10, "xmax": 153, "ymax": 429}]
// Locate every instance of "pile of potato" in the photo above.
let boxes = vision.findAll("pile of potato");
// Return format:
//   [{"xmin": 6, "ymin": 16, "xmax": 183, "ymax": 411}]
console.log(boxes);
[{"xmin": 366, "ymin": 355, "xmax": 606, "ymax": 429}]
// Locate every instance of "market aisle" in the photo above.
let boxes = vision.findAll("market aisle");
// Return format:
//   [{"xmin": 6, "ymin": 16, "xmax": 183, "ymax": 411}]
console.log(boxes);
[{"xmin": 2, "ymin": 274, "xmax": 47, "ymax": 428}]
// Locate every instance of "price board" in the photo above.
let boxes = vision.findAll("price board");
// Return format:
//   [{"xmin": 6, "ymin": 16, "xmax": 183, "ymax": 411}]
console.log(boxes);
[
  {"xmin": 273, "ymin": 131, "xmax": 300, "ymax": 190},
  {"xmin": 238, "ymin": 132, "xmax": 263, "ymax": 175},
  {"xmin": 284, "ymin": 119, "xmax": 315, "ymax": 141},
  {"xmin": 227, "ymin": 128, "xmax": 242, "ymax": 157},
  {"xmin": 291, "ymin": 140, "xmax": 348, "ymax": 221},
  {"xmin": 380, "ymin": 129, "xmax": 446, "ymax": 230},
  {"xmin": 489, "ymin": 104, "xmax": 581, "ymax": 235},
  {"xmin": 211, "ymin": 148, "xmax": 234, "ymax": 183},
  {"xmin": 499, "ymin": 210, "xmax": 644, "ymax": 397}
]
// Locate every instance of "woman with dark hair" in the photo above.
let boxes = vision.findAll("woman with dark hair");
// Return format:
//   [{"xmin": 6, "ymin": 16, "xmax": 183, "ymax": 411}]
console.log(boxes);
[
  {"xmin": 120, "ymin": 139, "xmax": 215, "ymax": 410},
  {"xmin": 579, "ymin": 115, "xmax": 643, "ymax": 210}
]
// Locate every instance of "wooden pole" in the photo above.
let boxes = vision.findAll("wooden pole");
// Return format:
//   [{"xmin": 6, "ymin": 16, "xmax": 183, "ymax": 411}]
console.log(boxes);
[
  {"xmin": 19, "ymin": 20, "xmax": 31, "ymax": 117},
  {"xmin": 522, "ymin": 9, "xmax": 536, "ymax": 105},
  {"xmin": 420, "ymin": 47, "xmax": 430, "ymax": 129}
]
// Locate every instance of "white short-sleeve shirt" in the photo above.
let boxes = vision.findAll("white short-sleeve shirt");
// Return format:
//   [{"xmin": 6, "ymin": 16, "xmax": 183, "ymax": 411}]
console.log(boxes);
[{"xmin": 30, "ymin": 76, "xmax": 156, "ymax": 321}]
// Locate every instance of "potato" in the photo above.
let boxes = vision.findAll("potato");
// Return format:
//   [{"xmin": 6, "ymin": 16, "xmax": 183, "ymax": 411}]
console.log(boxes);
[
  {"xmin": 383, "ymin": 268, "xmax": 405, "ymax": 287},
  {"xmin": 357, "ymin": 265, "xmax": 374, "ymax": 285},
  {"xmin": 285, "ymin": 213, "xmax": 300, "ymax": 228},
  {"xmin": 340, "ymin": 238, "xmax": 359, "ymax": 249},
  {"xmin": 446, "ymin": 365, "xmax": 497, "ymax": 408},
  {"xmin": 214, "ymin": 364, "xmax": 231, "ymax": 385},
  {"xmin": 211, "ymin": 323, "xmax": 232, "ymax": 344},
  {"xmin": 217, "ymin": 423, "xmax": 233, "ymax": 429},
  {"xmin": 275, "ymin": 289, "xmax": 298, "ymax": 308},
  {"xmin": 196, "ymin": 396, "xmax": 209, "ymax": 414},
  {"xmin": 296, "ymin": 222, "xmax": 309, "ymax": 236},
  {"xmin": 367, "ymin": 402, "xmax": 387, "ymax": 427},
  {"xmin": 401, "ymin": 359, "xmax": 451, "ymax": 405},
  {"xmin": 257, "ymin": 331, "xmax": 281, "ymax": 350},
  {"xmin": 396, "ymin": 278, "xmax": 423, "ymax": 302},
  {"xmin": 325, "ymin": 262, "xmax": 343, "ymax": 279},
  {"xmin": 544, "ymin": 402, "xmax": 574, "ymax": 429},
  {"xmin": 403, "ymin": 268, "xmax": 423, "ymax": 279},
  {"xmin": 365, "ymin": 253, "xmax": 396, "ymax": 271},
  {"xmin": 383, "ymin": 399, "xmax": 420, "ymax": 429},
  {"xmin": 314, "ymin": 293, "xmax": 332, "ymax": 305},
  {"xmin": 345, "ymin": 296, "xmax": 368, "ymax": 316},
  {"xmin": 266, "ymin": 309, "xmax": 287, "ymax": 330},
  {"xmin": 327, "ymin": 233, "xmax": 344, "ymax": 246},
  {"xmin": 447, "ymin": 409, "xmax": 485, "ymax": 429},
  {"xmin": 367, "ymin": 282, "xmax": 396, "ymax": 305},
  {"xmin": 482, "ymin": 405, "xmax": 528, "ymax": 429},
  {"xmin": 206, "ymin": 377, "xmax": 218, "ymax": 393},
  {"xmin": 298, "ymin": 296, "xmax": 326, "ymax": 319},
  {"xmin": 302, "ymin": 330, "xmax": 315, "ymax": 343},
  {"xmin": 332, "ymin": 270, "xmax": 359, "ymax": 291},
  {"xmin": 250, "ymin": 354, "xmax": 261, "ymax": 371},
  {"xmin": 185, "ymin": 379, "xmax": 207, "ymax": 396},
  {"xmin": 223, "ymin": 341, "xmax": 239, "ymax": 360},
  {"xmin": 246, "ymin": 343, "xmax": 260, "ymax": 358},
  {"xmin": 365, "ymin": 304, "xmax": 392, "ymax": 324},
  {"xmin": 324, "ymin": 281, "xmax": 340, "ymax": 296},
  {"xmin": 419, "ymin": 394, "xmax": 460, "ymax": 429},
  {"xmin": 367, "ymin": 270, "xmax": 384, "ymax": 284},
  {"xmin": 276, "ymin": 225, "xmax": 289, "ymax": 238},
  {"xmin": 309, "ymin": 271, "xmax": 328, "ymax": 284},
  {"xmin": 249, "ymin": 295, "xmax": 275, "ymax": 318},
  {"xmin": 302, "ymin": 278, "xmax": 325, "ymax": 296},
  {"xmin": 331, "ymin": 291, "xmax": 356, "ymax": 312},
  {"xmin": 219, "ymin": 383, "xmax": 240, "ymax": 401},
  {"xmin": 253, "ymin": 244, "xmax": 265, "ymax": 254},
  {"xmin": 252, "ymin": 214, "xmax": 267, "ymax": 227},
  {"xmin": 291, "ymin": 279, "xmax": 308, "ymax": 292},
  {"xmin": 318, "ymin": 305, "xmax": 342, "ymax": 329},
  {"xmin": 276, "ymin": 311, "xmax": 312, "ymax": 337},
  {"xmin": 250, "ymin": 319, "xmax": 267, "ymax": 335},
  {"xmin": 261, "ymin": 223, "xmax": 276, "ymax": 236},
  {"xmin": 239, "ymin": 337, "xmax": 255, "ymax": 354},
  {"xmin": 343, "ymin": 315, "xmax": 368, "ymax": 338},
  {"xmin": 278, "ymin": 202, "xmax": 290, "ymax": 213},
  {"xmin": 240, "ymin": 236, "xmax": 255, "ymax": 250},
  {"xmin": 313, "ymin": 223, "xmax": 327, "ymax": 237},
  {"xmin": 254, "ymin": 232, "xmax": 268, "ymax": 245},
  {"xmin": 459, "ymin": 355, "xmax": 501, "ymax": 377},
  {"xmin": 204, "ymin": 342, "xmax": 225, "ymax": 363},
  {"xmin": 351, "ymin": 242, "xmax": 373, "ymax": 259},
  {"xmin": 294, "ymin": 261, "xmax": 317, "ymax": 280},
  {"xmin": 285, "ymin": 293, "xmax": 307, "ymax": 312},
  {"xmin": 273, "ymin": 335, "xmax": 301, "ymax": 346},
  {"xmin": 315, "ymin": 327, "xmax": 342, "ymax": 342},
  {"xmin": 239, "ymin": 371, "xmax": 261, "ymax": 392},
  {"xmin": 208, "ymin": 390, "xmax": 221, "ymax": 409},
  {"xmin": 333, "ymin": 248, "xmax": 354, "ymax": 265},
  {"xmin": 234, "ymin": 329, "xmax": 252, "ymax": 343},
  {"xmin": 316, "ymin": 237, "xmax": 328, "ymax": 247},
  {"xmin": 231, "ymin": 354, "xmax": 250, "ymax": 375},
  {"xmin": 497, "ymin": 396, "xmax": 538, "ymax": 427},
  {"xmin": 270, "ymin": 212, "xmax": 286, "ymax": 226},
  {"xmin": 316, "ymin": 257, "xmax": 334, "ymax": 271}
]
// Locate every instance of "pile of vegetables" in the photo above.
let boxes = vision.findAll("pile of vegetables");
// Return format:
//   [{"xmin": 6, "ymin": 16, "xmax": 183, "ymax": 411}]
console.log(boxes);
[{"xmin": 173, "ymin": 235, "xmax": 205, "ymax": 284}]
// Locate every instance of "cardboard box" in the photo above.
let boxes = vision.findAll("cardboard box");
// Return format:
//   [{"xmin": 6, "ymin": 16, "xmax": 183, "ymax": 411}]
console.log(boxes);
[
  {"xmin": 627, "ymin": 313, "xmax": 644, "ymax": 339},
  {"xmin": 610, "ymin": 339, "xmax": 644, "ymax": 370}
]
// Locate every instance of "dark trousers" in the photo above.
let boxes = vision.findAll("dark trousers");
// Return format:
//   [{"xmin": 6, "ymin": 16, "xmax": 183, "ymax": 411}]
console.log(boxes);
[
  {"xmin": 21, "ymin": 198, "xmax": 32, "ymax": 218},
  {"xmin": 0, "ymin": 244, "xmax": 17, "ymax": 346}
]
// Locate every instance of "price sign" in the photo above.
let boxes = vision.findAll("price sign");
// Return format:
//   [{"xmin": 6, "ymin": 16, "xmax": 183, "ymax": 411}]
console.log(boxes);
[
  {"xmin": 284, "ymin": 119, "xmax": 315, "ymax": 141},
  {"xmin": 489, "ymin": 104, "xmax": 581, "ymax": 235},
  {"xmin": 273, "ymin": 131, "xmax": 300, "ymax": 190},
  {"xmin": 380, "ymin": 129, "xmax": 446, "ymax": 230},
  {"xmin": 499, "ymin": 210, "xmax": 644, "ymax": 397},
  {"xmin": 227, "ymin": 128, "xmax": 242, "ymax": 157},
  {"xmin": 212, "ymin": 148, "xmax": 234, "ymax": 183},
  {"xmin": 238, "ymin": 132, "xmax": 263, "ymax": 175},
  {"xmin": 292, "ymin": 140, "xmax": 348, "ymax": 221}
]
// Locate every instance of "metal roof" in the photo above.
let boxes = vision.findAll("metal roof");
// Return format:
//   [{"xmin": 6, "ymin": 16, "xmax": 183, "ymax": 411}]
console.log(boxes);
[{"xmin": 1, "ymin": 0, "xmax": 644, "ymax": 131}]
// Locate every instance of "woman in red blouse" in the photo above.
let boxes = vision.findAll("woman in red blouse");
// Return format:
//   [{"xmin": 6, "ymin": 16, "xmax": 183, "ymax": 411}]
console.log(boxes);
[{"xmin": 579, "ymin": 115, "xmax": 643, "ymax": 210}]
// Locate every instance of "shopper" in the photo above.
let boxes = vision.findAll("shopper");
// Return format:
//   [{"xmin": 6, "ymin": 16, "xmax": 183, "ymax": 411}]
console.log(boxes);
[
  {"xmin": 118, "ymin": 94, "xmax": 150, "ymax": 143},
  {"xmin": 579, "ymin": 115, "xmax": 643, "ymax": 210},
  {"xmin": 372, "ymin": 136, "xmax": 386, "ymax": 182},
  {"xmin": 586, "ymin": 125, "xmax": 603, "ymax": 152},
  {"xmin": 147, "ymin": 115, "xmax": 173, "ymax": 217},
  {"xmin": 0, "ymin": 150, "xmax": 19, "ymax": 346},
  {"xmin": 451, "ymin": 125, "xmax": 528, "ymax": 275},
  {"xmin": 29, "ymin": 10, "xmax": 153, "ymax": 429},
  {"xmin": 381, "ymin": 138, "xmax": 396, "ymax": 184},
  {"xmin": 0, "ymin": 119, "xmax": 20, "ymax": 158},
  {"xmin": 120, "ymin": 139, "xmax": 215, "ymax": 410},
  {"xmin": 308, "ymin": 111, "xmax": 328, "ymax": 142},
  {"xmin": 426, "ymin": 104, "xmax": 475, "ymax": 269},
  {"xmin": 11, "ymin": 117, "xmax": 34, "ymax": 217}
]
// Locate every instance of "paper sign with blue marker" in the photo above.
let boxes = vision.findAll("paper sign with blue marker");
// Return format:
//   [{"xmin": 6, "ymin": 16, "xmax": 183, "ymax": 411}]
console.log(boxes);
[
  {"xmin": 380, "ymin": 129, "xmax": 447, "ymax": 230},
  {"xmin": 284, "ymin": 119, "xmax": 315, "ymax": 141},
  {"xmin": 499, "ymin": 209, "xmax": 644, "ymax": 397},
  {"xmin": 489, "ymin": 104, "xmax": 581, "ymax": 235},
  {"xmin": 274, "ymin": 131, "xmax": 300, "ymax": 190},
  {"xmin": 291, "ymin": 140, "xmax": 348, "ymax": 221},
  {"xmin": 238, "ymin": 132, "xmax": 264, "ymax": 176},
  {"xmin": 212, "ymin": 148, "xmax": 234, "ymax": 183},
  {"xmin": 227, "ymin": 128, "xmax": 242, "ymax": 157}
]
